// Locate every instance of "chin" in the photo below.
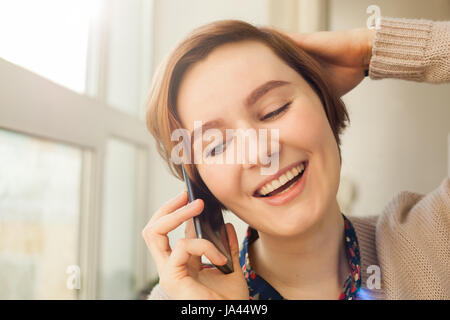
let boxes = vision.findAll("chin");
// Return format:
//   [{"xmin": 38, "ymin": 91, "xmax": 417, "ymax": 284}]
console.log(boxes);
[{"xmin": 263, "ymin": 204, "xmax": 324, "ymax": 237}]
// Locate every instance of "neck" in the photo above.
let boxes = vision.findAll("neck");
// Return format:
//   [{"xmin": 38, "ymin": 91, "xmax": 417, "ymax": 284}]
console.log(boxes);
[{"xmin": 249, "ymin": 200, "xmax": 349, "ymax": 299}]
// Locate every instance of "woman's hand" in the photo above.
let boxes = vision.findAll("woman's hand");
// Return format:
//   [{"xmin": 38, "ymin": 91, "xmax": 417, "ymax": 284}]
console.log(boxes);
[
  {"xmin": 142, "ymin": 191, "xmax": 249, "ymax": 300},
  {"xmin": 288, "ymin": 28, "xmax": 375, "ymax": 97}
]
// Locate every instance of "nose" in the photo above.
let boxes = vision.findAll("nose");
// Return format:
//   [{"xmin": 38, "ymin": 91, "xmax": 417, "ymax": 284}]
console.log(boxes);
[
  {"xmin": 238, "ymin": 126, "xmax": 280, "ymax": 171},
  {"xmin": 241, "ymin": 129, "xmax": 259, "ymax": 170}
]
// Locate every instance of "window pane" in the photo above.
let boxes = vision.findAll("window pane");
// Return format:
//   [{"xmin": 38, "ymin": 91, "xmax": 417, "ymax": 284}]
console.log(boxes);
[
  {"xmin": 99, "ymin": 138, "xmax": 138, "ymax": 299},
  {"xmin": 0, "ymin": 0, "xmax": 100, "ymax": 93},
  {"xmin": 106, "ymin": 0, "xmax": 152, "ymax": 118},
  {"xmin": 0, "ymin": 129, "xmax": 82, "ymax": 299}
]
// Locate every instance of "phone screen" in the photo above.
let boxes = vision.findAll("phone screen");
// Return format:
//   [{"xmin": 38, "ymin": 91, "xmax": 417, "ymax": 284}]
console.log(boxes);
[{"xmin": 182, "ymin": 166, "xmax": 234, "ymax": 274}]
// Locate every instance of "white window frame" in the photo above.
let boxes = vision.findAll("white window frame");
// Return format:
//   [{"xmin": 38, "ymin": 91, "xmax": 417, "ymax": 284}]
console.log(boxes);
[{"xmin": 0, "ymin": 0, "xmax": 155, "ymax": 299}]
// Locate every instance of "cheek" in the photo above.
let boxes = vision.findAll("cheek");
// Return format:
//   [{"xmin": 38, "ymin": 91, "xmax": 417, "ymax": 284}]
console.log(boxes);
[
  {"xmin": 197, "ymin": 164, "xmax": 239, "ymax": 202},
  {"xmin": 281, "ymin": 101, "xmax": 341, "ymax": 195},
  {"xmin": 281, "ymin": 102, "xmax": 332, "ymax": 150}
]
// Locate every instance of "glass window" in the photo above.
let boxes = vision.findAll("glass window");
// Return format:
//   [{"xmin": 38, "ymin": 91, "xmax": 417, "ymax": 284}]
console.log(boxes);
[
  {"xmin": 105, "ymin": 0, "xmax": 152, "ymax": 119},
  {"xmin": 0, "ymin": 129, "xmax": 82, "ymax": 299},
  {"xmin": 0, "ymin": 0, "xmax": 101, "ymax": 93},
  {"xmin": 99, "ymin": 138, "xmax": 138, "ymax": 299}
]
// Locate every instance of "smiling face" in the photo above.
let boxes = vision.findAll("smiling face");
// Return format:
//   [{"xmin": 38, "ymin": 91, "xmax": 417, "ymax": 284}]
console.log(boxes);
[{"xmin": 177, "ymin": 40, "xmax": 342, "ymax": 237}]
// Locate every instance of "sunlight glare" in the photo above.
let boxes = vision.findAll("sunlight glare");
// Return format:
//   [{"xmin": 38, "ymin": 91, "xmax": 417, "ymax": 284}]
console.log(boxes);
[{"xmin": 0, "ymin": 0, "xmax": 102, "ymax": 93}]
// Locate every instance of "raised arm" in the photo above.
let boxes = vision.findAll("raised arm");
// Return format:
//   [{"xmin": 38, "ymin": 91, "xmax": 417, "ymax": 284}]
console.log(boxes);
[
  {"xmin": 289, "ymin": 16, "xmax": 450, "ymax": 96},
  {"xmin": 370, "ymin": 17, "xmax": 450, "ymax": 83}
]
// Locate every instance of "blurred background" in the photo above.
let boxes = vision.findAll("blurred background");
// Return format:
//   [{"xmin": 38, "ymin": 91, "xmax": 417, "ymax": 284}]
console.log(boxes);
[{"xmin": 0, "ymin": 0, "xmax": 449, "ymax": 299}]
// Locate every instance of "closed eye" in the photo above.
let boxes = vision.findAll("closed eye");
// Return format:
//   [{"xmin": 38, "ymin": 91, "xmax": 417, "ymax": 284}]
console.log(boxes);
[
  {"xmin": 260, "ymin": 102, "xmax": 291, "ymax": 121},
  {"xmin": 207, "ymin": 139, "xmax": 232, "ymax": 157}
]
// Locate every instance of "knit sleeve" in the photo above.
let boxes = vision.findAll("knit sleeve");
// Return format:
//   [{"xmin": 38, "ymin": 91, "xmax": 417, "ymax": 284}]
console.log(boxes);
[
  {"xmin": 369, "ymin": 17, "xmax": 450, "ymax": 83},
  {"xmin": 375, "ymin": 177, "xmax": 450, "ymax": 299}
]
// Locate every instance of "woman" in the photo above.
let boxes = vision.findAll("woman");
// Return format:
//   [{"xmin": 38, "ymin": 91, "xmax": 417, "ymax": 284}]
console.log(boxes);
[{"xmin": 142, "ymin": 16, "xmax": 450, "ymax": 300}]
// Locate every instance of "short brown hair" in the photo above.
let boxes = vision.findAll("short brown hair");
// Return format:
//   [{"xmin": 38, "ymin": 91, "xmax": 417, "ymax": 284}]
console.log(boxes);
[{"xmin": 146, "ymin": 20, "xmax": 349, "ymax": 210}]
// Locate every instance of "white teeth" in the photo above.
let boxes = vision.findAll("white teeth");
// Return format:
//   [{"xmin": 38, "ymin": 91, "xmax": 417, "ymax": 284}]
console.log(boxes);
[
  {"xmin": 286, "ymin": 170, "xmax": 294, "ymax": 180},
  {"xmin": 257, "ymin": 162, "xmax": 306, "ymax": 196},
  {"xmin": 279, "ymin": 174, "xmax": 288, "ymax": 185},
  {"xmin": 271, "ymin": 179, "xmax": 281, "ymax": 190}
]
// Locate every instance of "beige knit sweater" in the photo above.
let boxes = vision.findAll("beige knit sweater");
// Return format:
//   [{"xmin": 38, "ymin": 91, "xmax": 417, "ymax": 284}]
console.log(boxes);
[{"xmin": 148, "ymin": 17, "xmax": 450, "ymax": 300}]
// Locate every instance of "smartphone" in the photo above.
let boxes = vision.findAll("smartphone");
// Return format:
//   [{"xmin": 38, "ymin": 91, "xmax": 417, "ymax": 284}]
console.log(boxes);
[{"xmin": 182, "ymin": 165, "xmax": 234, "ymax": 274}]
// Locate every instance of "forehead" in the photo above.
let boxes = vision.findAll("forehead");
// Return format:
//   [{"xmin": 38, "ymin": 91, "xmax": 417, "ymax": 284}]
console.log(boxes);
[{"xmin": 176, "ymin": 40, "xmax": 301, "ymax": 129}]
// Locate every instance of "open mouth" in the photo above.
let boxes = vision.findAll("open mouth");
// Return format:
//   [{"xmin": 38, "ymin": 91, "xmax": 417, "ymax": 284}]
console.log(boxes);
[{"xmin": 253, "ymin": 161, "xmax": 307, "ymax": 198}]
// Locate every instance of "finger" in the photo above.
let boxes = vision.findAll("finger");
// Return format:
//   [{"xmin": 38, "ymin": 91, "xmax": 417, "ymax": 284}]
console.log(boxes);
[
  {"xmin": 167, "ymin": 238, "xmax": 228, "ymax": 273},
  {"xmin": 143, "ymin": 199, "xmax": 203, "ymax": 256},
  {"xmin": 142, "ymin": 199, "xmax": 204, "ymax": 272},
  {"xmin": 152, "ymin": 199, "xmax": 203, "ymax": 236},
  {"xmin": 185, "ymin": 218, "xmax": 197, "ymax": 239},
  {"xmin": 225, "ymin": 223, "xmax": 241, "ymax": 273},
  {"xmin": 184, "ymin": 218, "xmax": 202, "ymax": 269},
  {"xmin": 150, "ymin": 190, "xmax": 188, "ymax": 223},
  {"xmin": 295, "ymin": 31, "xmax": 339, "ymax": 53},
  {"xmin": 285, "ymin": 31, "xmax": 310, "ymax": 46},
  {"xmin": 143, "ymin": 232, "xmax": 170, "ymax": 274}
]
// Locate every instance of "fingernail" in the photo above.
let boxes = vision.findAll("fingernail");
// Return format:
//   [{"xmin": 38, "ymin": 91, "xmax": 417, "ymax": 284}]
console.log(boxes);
[
  {"xmin": 220, "ymin": 254, "xmax": 228, "ymax": 264},
  {"xmin": 187, "ymin": 199, "xmax": 199, "ymax": 207}
]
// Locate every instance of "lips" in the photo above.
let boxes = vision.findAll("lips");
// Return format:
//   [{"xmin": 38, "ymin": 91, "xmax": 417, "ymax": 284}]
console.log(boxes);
[
  {"xmin": 252, "ymin": 160, "xmax": 308, "ymax": 197},
  {"xmin": 253, "ymin": 160, "xmax": 309, "ymax": 206}
]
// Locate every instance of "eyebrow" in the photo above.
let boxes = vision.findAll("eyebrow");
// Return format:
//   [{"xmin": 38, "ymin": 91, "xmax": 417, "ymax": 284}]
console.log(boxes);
[
  {"xmin": 190, "ymin": 119, "xmax": 225, "ymax": 144},
  {"xmin": 189, "ymin": 80, "xmax": 290, "ymax": 142},
  {"xmin": 245, "ymin": 80, "xmax": 290, "ymax": 107}
]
